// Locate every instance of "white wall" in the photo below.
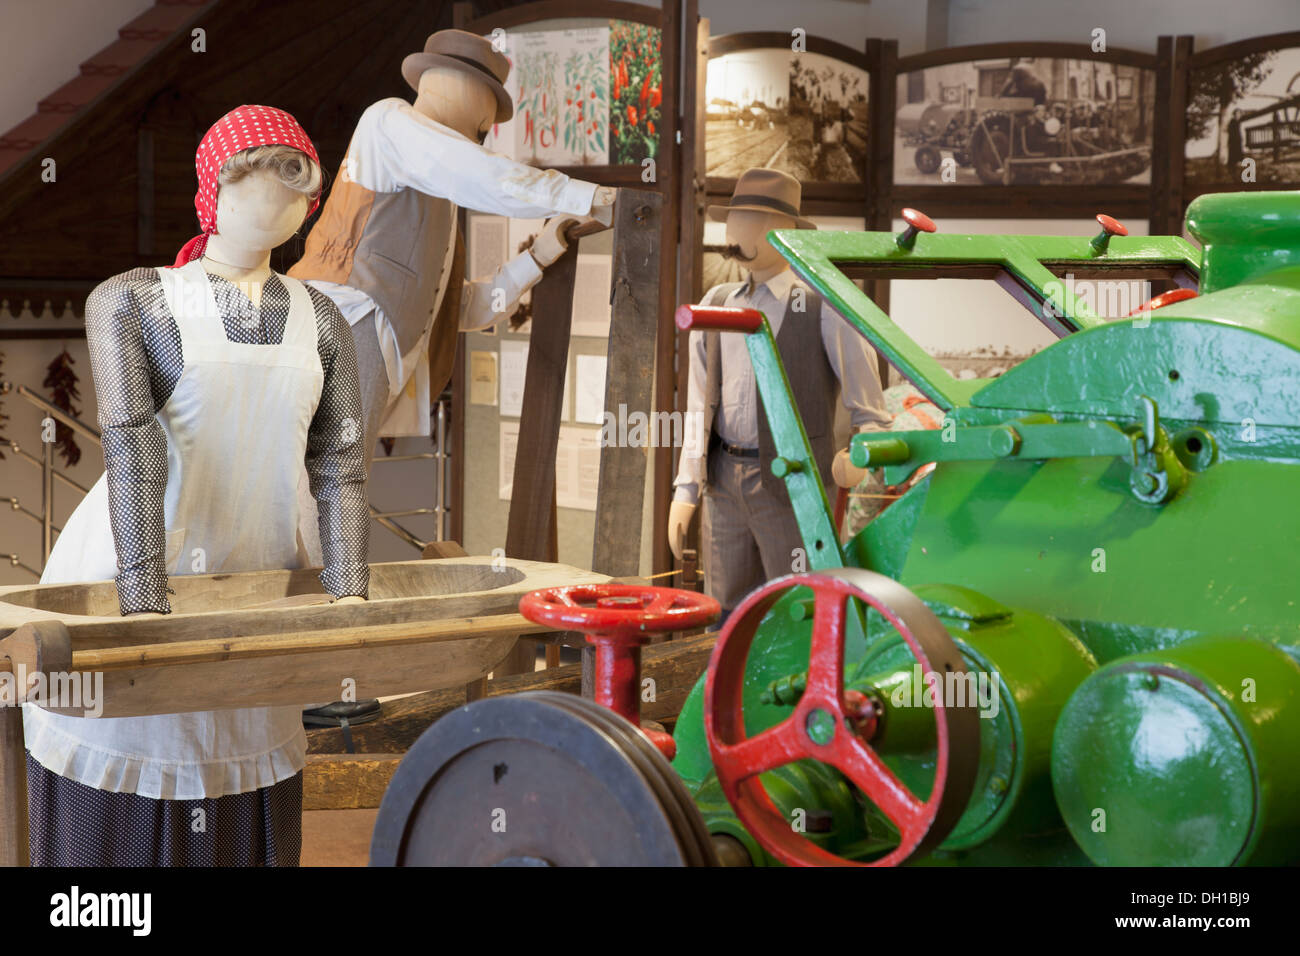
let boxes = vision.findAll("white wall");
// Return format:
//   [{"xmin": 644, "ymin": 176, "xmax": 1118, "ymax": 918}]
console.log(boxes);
[
  {"xmin": 0, "ymin": 0, "xmax": 155, "ymax": 135},
  {"xmin": 946, "ymin": 0, "xmax": 1299, "ymax": 52}
]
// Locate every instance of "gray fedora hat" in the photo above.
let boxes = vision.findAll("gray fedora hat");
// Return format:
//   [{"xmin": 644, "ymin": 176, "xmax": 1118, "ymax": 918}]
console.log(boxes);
[
  {"xmin": 402, "ymin": 29, "xmax": 513, "ymax": 123},
  {"xmin": 706, "ymin": 168, "xmax": 817, "ymax": 230}
]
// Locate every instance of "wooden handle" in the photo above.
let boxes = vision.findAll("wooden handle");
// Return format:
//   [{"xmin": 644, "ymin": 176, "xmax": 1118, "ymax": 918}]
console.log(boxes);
[
  {"xmin": 72, "ymin": 612, "xmax": 547, "ymax": 671},
  {"xmin": 562, "ymin": 217, "xmax": 609, "ymax": 243}
]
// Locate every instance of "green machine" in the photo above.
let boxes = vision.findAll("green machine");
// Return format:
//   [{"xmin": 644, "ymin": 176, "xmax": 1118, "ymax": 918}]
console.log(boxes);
[{"xmin": 670, "ymin": 193, "xmax": 1300, "ymax": 867}]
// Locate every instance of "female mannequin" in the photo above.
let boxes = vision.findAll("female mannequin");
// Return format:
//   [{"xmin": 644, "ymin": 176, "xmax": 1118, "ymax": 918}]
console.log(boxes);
[{"xmin": 24, "ymin": 106, "xmax": 369, "ymax": 866}]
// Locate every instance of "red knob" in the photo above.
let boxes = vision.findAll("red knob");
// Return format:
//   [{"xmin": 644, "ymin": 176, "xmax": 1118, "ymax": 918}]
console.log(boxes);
[
  {"xmin": 1126, "ymin": 287, "xmax": 1197, "ymax": 316},
  {"xmin": 901, "ymin": 208, "xmax": 937, "ymax": 234},
  {"xmin": 896, "ymin": 208, "xmax": 937, "ymax": 250},
  {"xmin": 1095, "ymin": 213, "xmax": 1128, "ymax": 237}
]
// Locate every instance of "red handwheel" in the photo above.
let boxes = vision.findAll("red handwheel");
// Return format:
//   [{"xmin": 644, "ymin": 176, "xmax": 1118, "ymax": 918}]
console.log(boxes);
[
  {"xmin": 704, "ymin": 568, "xmax": 980, "ymax": 866},
  {"xmin": 520, "ymin": 584, "xmax": 721, "ymax": 759}
]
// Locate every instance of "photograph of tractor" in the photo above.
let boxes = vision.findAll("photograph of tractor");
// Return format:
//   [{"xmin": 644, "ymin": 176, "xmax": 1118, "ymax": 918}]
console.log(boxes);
[
  {"xmin": 895, "ymin": 56, "xmax": 1154, "ymax": 185},
  {"xmin": 373, "ymin": 190, "xmax": 1300, "ymax": 867}
]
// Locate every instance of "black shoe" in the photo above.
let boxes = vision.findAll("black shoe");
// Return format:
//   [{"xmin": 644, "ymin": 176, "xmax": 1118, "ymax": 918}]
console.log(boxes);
[{"xmin": 302, "ymin": 699, "xmax": 383, "ymax": 728}]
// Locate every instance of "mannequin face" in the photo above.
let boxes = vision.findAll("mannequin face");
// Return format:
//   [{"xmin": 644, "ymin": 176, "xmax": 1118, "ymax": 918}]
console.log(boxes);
[
  {"xmin": 414, "ymin": 65, "xmax": 498, "ymax": 142},
  {"xmin": 211, "ymin": 168, "xmax": 308, "ymax": 255},
  {"xmin": 724, "ymin": 209, "xmax": 798, "ymax": 278}
]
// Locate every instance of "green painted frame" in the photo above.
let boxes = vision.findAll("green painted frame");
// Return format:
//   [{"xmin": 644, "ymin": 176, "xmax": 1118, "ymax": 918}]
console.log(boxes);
[{"xmin": 768, "ymin": 226, "xmax": 1201, "ymax": 410}]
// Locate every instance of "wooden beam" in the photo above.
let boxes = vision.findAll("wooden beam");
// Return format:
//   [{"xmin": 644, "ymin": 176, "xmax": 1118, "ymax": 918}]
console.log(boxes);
[
  {"xmin": 307, "ymin": 631, "xmax": 718, "ymax": 755},
  {"xmin": 303, "ymin": 753, "xmax": 402, "ymax": 811},
  {"xmin": 592, "ymin": 189, "xmax": 662, "ymax": 578},
  {"xmin": 501, "ymin": 239, "xmax": 580, "ymax": 675}
]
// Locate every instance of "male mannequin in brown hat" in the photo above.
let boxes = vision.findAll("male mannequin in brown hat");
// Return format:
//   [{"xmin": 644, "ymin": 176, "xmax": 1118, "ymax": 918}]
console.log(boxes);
[
  {"xmin": 290, "ymin": 29, "xmax": 613, "ymax": 723},
  {"xmin": 291, "ymin": 28, "xmax": 616, "ymax": 464},
  {"xmin": 668, "ymin": 168, "xmax": 889, "ymax": 616}
]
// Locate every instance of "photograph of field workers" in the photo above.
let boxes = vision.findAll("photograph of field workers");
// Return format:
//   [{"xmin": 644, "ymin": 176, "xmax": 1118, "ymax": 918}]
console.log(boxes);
[{"xmin": 705, "ymin": 48, "xmax": 869, "ymax": 183}]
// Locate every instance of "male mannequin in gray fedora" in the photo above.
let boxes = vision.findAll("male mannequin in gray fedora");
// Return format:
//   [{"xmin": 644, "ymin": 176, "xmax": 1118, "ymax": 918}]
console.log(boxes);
[
  {"xmin": 291, "ymin": 29, "xmax": 615, "ymax": 724},
  {"xmin": 668, "ymin": 168, "xmax": 890, "ymax": 618}
]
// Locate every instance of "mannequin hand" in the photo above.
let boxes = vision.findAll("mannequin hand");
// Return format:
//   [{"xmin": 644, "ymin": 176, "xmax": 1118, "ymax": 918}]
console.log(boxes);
[
  {"xmin": 832, "ymin": 447, "xmax": 869, "ymax": 489},
  {"xmin": 589, "ymin": 186, "xmax": 618, "ymax": 227},
  {"xmin": 667, "ymin": 500, "xmax": 697, "ymax": 561},
  {"xmin": 530, "ymin": 216, "xmax": 579, "ymax": 268},
  {"xmin": 333, "ymin": 595, "xmax": 367, "ymax": 605}
]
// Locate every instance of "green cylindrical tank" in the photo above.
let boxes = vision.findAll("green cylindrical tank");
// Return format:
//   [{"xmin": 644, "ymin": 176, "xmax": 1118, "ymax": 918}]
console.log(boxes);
[
  {"xmin": 1051, "ymin": 635, "xmax": 1300, "ymax": 866},
  {"xmin": 857, "ymin": 583, "xmax": 1096, "ymax": 850}
]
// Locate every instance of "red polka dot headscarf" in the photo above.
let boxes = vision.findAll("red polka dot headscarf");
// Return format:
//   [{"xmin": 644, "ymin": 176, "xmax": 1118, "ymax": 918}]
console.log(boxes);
[{"xmin": 173, "ymin": 104, "xmax": 321, "ymax": 267}]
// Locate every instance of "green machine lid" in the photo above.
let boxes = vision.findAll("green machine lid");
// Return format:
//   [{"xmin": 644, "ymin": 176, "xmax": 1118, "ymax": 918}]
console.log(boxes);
[
  {"xmin": 1186, "ymin": 189, "xmax": 1300, "ymax": 293},
  {"xmin": 1051, "ymin": 662, "xmax": 1256, "ymax": 866}
]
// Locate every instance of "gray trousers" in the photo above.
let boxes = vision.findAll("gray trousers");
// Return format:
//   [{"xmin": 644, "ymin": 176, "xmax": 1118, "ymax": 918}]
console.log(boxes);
[
  {"xmin": 701, "ymin": 447, "xmax": 804, "ymax": 613},
  {"xmin": 296, "ymin": 311, "xmax": 389, "ymax": 572}
]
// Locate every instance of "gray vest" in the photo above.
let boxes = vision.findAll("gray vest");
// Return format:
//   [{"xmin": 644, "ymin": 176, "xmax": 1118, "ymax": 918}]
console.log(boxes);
[
  {"xmin": 702, "ymin": 281, "xmax": 837, "ymax": 505},
  {"xmin": 289, "ymin": 176, "xmax": 458, "ymax": 358}
]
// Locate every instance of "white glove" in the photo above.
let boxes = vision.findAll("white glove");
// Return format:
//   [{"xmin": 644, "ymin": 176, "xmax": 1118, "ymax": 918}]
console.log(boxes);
[
  {"xmin": 667, "ymin": 499, "xmax": 696, "ymax": 561},
  {"xmin": 589, "ymin": 186, "xmax": 618, "ymax": 227},
  {"xmin": 529, "ymin": 216, "xmax": 579, "ymax": 268},
  {"xmin": 832, "ymin": 448, "xmax": 868, "ymax": 489}
]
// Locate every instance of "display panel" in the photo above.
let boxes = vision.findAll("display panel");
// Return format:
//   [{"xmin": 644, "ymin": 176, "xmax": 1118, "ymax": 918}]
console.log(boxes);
[
  {"xmin": 895, "ymin": 55, "xmax": 1156, "ymax": 187},
  {"xmin": 705, "ymin": 46, "xmax": 869, "ymax": 185}
]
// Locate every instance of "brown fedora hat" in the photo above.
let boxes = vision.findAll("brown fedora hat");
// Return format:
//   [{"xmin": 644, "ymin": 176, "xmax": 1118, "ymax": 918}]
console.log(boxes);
[
  {"xmin": 402, "ymin": 29, "xmax": 513, "ymax": 123},
  {"xmin": 706, "ymin": 168, "xmax": 817, "ymax": 230}
]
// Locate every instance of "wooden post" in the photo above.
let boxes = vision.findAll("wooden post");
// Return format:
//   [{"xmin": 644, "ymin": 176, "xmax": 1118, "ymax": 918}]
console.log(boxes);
[
  {"xmin": 0, "ymin": 707, "xmax": 28, "ymax": 867},
  {"xmin": 501, "ymin": 240, "xmax": 581, "ymax": 676},
  {"xmin": 586, "ymin": 189, "xmax": 665, "ymax": 684}
]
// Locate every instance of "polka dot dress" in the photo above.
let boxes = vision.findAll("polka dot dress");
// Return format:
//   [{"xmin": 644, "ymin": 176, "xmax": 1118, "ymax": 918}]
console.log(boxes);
[
  {"xmin": 27, "ymin": 755, "xmax": 303, "ymax": 867},
  {"xmin": 84, "ymin": 267, "xmax": 370, "ymax": 614}
]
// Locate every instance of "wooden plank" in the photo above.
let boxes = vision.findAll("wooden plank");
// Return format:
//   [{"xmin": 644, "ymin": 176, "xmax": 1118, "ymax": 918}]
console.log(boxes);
[
  {"xmin": 421, "ymin": 539, "xmax": 469, "ymax": 560},
  {"xmin": 652, "ymin": 0, "xmax": 684, "ymax": 580},
  {"xmin": 303, "ymin": 753, "xmax": 402, "ymax": 811},
  {"xmin": 500, "ymin": 239, "xmax": 581, "ymax": 676},
  {"xmin": 0, "ymin": 707, "xmax": 28, "ymax": 867},
  {"xmin": 307, "ymin": 631, "xmax": 719, "ymax": 755},
  {"xmin": 592, "ymin": 189, "xmax": 663, "ymax": 578}
]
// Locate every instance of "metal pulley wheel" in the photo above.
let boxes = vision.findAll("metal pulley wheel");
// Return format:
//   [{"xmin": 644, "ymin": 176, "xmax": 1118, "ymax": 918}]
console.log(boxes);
[
  {"xmin": 704, "ymin": 567, "xmax": 982, "ymax": 866},
  {"xmin": 370, "ymin": 691, "xmax": 717, "ymax": 866}
]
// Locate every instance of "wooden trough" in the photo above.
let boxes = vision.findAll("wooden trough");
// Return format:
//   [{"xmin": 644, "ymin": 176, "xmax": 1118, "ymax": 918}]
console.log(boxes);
[{"xmin": 0, "ymin": 555, "xmax": 608, "ymax": 865}]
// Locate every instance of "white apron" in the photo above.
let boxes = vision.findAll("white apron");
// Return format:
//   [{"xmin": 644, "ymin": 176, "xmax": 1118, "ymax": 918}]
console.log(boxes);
[{"xmin": 24, "ymin": 260, "xmax": 324, "ymax": 800}]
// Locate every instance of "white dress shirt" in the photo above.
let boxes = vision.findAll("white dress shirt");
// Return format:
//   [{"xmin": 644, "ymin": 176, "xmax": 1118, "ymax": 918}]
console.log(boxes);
[
  {"xmin": 308, "ymin": 98, "xmax": 598, "ymax": 434},
  {"xmin": 673, "ymin": 269, "xmax": 890, "ymax": 506}
]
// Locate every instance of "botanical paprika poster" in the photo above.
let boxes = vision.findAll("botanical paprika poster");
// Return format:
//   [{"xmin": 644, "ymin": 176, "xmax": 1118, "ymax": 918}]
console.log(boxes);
[
  {"xmin": 608, "ymin": 20, "xmax": 662, "ymax": 165},
  {"xmin": 479, "ymin": 20, "xmax": 662, "ymax": 168}
]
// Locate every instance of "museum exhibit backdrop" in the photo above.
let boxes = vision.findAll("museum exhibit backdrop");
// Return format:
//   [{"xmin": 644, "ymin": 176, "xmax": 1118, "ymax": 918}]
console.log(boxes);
[
  {"xmin": 705, "ymin": 48, "xmax": 869, "ymax": 183},
  {"xmin": 482, "ymin": 19, "xmax": 662, "ymax": 166},
  {"xmin": 894, "ymin": 56, "xmax": 1156, "ymax": 186},
  {"xmin": 1184, "ymin": 44, "xmax": 1300, "ymax": 187}
]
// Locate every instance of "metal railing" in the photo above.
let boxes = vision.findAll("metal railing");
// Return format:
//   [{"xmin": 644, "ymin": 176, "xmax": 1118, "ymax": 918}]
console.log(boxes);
[
  {"xmin": 367, "ymin": 394, "xmax": 452, "ymax": 552},
  {"xmin": 1, "ymin": 380, "xmax": 453, "ymax": 577}
]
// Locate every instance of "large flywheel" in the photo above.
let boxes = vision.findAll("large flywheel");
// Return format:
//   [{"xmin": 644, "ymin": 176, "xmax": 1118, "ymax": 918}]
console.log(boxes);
[{"xmin": 370, "ymin": 691, "xmax": 717, "ymax": 866}]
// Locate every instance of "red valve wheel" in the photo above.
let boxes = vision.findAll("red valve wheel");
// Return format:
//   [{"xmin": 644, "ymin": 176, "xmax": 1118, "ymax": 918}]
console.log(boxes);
[
  {"xmin": 901, "ymin": 208, "xmax": 937, "ymax": 234},
  {"xmin": 519, "ymin": 584, "xmax": 719, "ymax": 637},
  {"xmin": 522, "ymin": 585, "xmax": 720, "ymax": 761},
  {"xmin": 1126, "ymin": 287, "xmax": 1197, "ymax": 316},
  {"xmin": 704, "ymin": 568, "xmax": 980, "ymax": 867},
  {"xmin": 1095, "ymin": 213, "xmax": 1128, "ymax": 237}
]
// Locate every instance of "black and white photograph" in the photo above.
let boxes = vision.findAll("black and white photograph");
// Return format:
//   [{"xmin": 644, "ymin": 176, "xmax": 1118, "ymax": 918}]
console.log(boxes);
[
  {"xmin": 894, "ymin": 56, "xmax": 1155, "ymax": 185},
  {"xmin": 1185, "ymin": 46, "xmax": 1300, "ymax": 186},
  {"xmin": 705, "ymin": 49, "xmax": 869, "ymax": 183}
]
